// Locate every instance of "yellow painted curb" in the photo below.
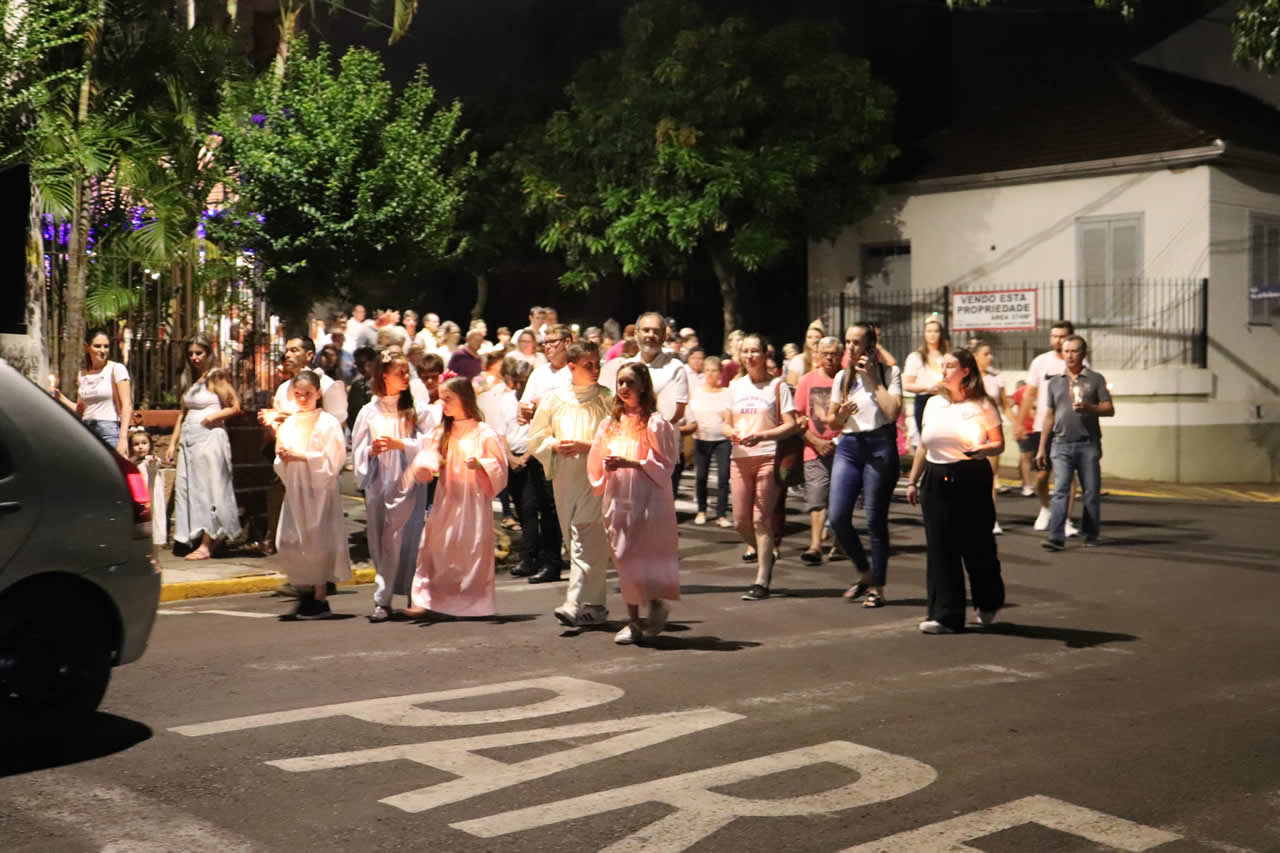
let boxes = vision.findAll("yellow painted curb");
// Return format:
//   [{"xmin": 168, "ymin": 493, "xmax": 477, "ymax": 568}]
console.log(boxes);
[{"xmin": 160, "ymin": 567, "xmax": 377, "ymax": 603}]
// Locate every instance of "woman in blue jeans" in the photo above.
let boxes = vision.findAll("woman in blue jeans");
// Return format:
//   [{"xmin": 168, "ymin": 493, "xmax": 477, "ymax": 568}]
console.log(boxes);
[{"xmin": 825, "ymin": 323, "xmax": 903, "ymax": 608}]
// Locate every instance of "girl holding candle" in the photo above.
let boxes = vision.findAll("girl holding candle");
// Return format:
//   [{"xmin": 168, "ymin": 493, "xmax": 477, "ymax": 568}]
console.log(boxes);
[
  {"xmin": 352, "ymin": 353, "xmax": 439, "ymax": 622},
  {"xmin": 726, "ymin": 334, "xmax": 800, "ymax": 602},
  {"xmin": 403, "ymin": 377, "xmax": 508, "ymax": 620},
  {"xmin": 905, "ymin": 348, "xmax": 1005, "ymax": 634},
  {"xmin": 274, "ymin": 370, "xmax": 352, "ymax": 620},
  {"xmin": 587, "ymin": 363, "xmax": 682, "ymax": 645}
]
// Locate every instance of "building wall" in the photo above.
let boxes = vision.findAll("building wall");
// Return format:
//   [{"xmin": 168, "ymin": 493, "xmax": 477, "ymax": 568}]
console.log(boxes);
[{"xmin": 809, "ymin": 164, "xmax": 1280, "ymax": 482}]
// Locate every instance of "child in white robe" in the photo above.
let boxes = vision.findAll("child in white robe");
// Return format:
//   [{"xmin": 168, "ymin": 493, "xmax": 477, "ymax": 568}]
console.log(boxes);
[
  {"xmin": 274, "ymin": 370, "xmax": 352, "ymax": 620},
  {"xmin": 352, "ymin": 353, "xmax": 437, "ymax": 622}
]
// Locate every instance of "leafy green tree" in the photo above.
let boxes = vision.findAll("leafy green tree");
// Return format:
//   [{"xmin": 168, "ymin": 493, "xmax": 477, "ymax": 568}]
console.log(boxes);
[
  {"xmin": 207, "ymin": 39, "xmax": 472, "ymax": 324},
  {"xmin": 950, "ymin": 1, "xmax": 1280, "ymax": 74},
  {"xmin": 0, "ymin": 0, "xmax": 95, "ymax": 381},
  {"xmin": 518, "ymin": 0, "xmax": 897, "ymax": 340}
]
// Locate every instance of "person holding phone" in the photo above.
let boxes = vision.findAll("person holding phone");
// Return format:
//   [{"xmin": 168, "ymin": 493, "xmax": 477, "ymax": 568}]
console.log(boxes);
[
  {"xmin": 905, "ymin": 348, "xmax": 1005, "ymax": 634},
  {"xmin": 825, "ymin": 323, "xmax": 903, "ymax": 608}
]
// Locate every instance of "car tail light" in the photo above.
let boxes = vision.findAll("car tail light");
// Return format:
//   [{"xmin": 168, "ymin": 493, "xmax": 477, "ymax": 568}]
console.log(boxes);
[{"xmin": 112, "ymin": 452, "xmax": 152, "ymax": 525}]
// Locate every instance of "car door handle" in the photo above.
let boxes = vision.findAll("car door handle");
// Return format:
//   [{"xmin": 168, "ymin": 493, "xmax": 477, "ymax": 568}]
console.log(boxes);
[{"xmin": 0, "ymin": 502, "xmax": 20, "ymax": 514}]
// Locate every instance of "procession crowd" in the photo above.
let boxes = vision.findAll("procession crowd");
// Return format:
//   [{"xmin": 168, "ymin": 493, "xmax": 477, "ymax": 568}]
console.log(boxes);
[{"xmin": 50, "ymin": 302, "xmax": 1114, "ymax": 640}]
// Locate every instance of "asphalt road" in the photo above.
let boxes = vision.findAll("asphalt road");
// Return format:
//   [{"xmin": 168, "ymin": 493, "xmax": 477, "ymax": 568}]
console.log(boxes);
[{"xmin": 2, "ymin": 490, "xmax": 1279, "ymax": 852}]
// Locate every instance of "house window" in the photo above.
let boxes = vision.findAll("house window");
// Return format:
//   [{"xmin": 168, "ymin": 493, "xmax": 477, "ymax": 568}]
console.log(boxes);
[
  {"xmin": 1076, "ymin": 215, "xmax": 1142, "ymax": 323},
  {"xmin": 1249, "ymin": 214, "xmax": 1280, "ymax": 325}
]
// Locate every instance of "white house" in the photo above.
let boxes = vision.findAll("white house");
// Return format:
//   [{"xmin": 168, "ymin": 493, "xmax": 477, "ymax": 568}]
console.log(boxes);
[{"xmin": 809, "ymin": 61, "xmax": 1280, "ymax": 483}]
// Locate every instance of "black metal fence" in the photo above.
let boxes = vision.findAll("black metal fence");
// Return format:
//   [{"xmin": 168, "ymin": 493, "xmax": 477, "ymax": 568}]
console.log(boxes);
[
  {"xmin": 123, "ymin": 332, "xmax": 284, "ymax": 411},
  {"xmin": 808, "ymin": 278, "xmax": 1208, "ymax": 371}
]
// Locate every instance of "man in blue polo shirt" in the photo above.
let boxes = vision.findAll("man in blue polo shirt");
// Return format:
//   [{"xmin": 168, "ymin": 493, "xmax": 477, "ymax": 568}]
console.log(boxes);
[{"xmin": 1036, "ymin": 335, "xmax": 1114, "ymax": 550}]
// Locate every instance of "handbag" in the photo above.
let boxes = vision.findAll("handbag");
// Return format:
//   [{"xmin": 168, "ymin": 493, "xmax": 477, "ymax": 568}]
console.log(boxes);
[{"xmin": 772, "ymin": 378, "xmax": 805, "ymax": 489}]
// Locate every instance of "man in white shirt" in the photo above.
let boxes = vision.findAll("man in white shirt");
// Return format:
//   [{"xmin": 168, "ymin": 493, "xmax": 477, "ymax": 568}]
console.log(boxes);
[
  {"xmin": 603, "ymin": 311, "xmax": 690, "ymax": 496},
  {"xmin": 513, "ymin": 306, "xmax": 546, "ymax": 349},
  {"xmin": 515, "ymin": 324, "xmax": 573, "ymax": 584},
  {"xmin": 415, "ymin": 312, "xmax": 440, "ymax": 351},
  {"xmin": 1017, "ymin": 320, "xmax": 1076, "ymax": 532},
  {"xmin": 266, "ymin": 336, "xmax": 348, "ymax": 425},
  {"xmin": 345, "ymin": 305, "xmax": 376, "ymax": 352}
]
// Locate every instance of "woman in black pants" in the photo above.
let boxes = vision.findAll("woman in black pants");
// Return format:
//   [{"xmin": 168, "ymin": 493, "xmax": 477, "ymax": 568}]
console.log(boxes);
[{"xmin": 905, "ymin": 348, "xmax": 1005, "ymax": 634}]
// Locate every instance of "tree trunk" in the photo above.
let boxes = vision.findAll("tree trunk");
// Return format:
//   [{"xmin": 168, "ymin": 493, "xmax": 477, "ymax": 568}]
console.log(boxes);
[
  {"xmin": 707, "ymin": 243, "xmax": 740, "ymax": 353},
  {"xmin": 471, "ymin": 270, "xmax": 489, "ymax": 322},
  {"xmin": 59, "ymin": 177, "xmax": 91, "ymax": 393}
]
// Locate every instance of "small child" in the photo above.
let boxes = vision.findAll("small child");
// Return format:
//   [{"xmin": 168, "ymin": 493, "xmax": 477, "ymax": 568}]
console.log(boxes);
[{"xmin": 128, "ymin": 427, "xmax": 168, "ymax": 546}]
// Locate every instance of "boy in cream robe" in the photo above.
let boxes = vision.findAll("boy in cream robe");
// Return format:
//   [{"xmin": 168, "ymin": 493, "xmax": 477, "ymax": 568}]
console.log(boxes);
[{"xmin": 529, "ymin": 341, "xmax": 614, "ymax": 628}]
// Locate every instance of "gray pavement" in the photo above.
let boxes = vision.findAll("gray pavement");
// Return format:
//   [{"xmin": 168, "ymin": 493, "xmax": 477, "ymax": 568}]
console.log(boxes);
[{"xmin": 2, "ymin": 489, "xmax": 1279, "ymax": 852}]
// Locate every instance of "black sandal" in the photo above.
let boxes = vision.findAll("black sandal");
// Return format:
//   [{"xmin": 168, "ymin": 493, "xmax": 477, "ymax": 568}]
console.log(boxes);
[
  {"xmin": 800, "ymin": 548, "xmax": 822, "ymax": 565},
  {"xmin": 741, "ymin": 549, "xmax": 757, "ymax": 563},
  {"xmin": 862, "ymin": 592, "xmax": 885, "ymax": 608},
  {"xmin": 741, "ymin": 584, "xmax": 770, "ymax": 601}
]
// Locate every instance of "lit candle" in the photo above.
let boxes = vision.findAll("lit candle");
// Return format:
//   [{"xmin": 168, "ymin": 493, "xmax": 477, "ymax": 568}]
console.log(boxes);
[
  {"xmin": 968, "ymin": 420, "xmax": 986, "ymax": 449},
  {"xmin": 1071, "ymin": 381, "xmax": 1082, "ymax": 405}
]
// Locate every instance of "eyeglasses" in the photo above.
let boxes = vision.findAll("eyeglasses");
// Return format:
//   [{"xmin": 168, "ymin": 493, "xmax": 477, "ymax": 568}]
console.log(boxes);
[{"xmin": 544, "ymin": 337, "xmax": 565, "ymax": 345}]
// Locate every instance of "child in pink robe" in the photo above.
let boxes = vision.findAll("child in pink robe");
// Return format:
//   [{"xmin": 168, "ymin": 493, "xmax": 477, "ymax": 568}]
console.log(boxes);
[
  {"xmin": 404, "ymin": 377, "xmax": 508, "ymax": 619},
  {"xmin": 587, "ymin": 363, "xmax": 682, "ymax": 645}
]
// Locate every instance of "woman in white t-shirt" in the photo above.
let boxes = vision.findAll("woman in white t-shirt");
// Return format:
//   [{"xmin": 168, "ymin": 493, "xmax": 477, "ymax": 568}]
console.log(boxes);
[
  {"xmin": 824, "ymin": 323, "xmax": 903, "ymax": 609},
  {"xmin": 688, "ymin": 356, "xmax": 733, "ymax": 528},
  {"xmin": 53, "ymin": 328, "xmax": 133, "ymax": 456},
  {"xmin": 726, "ymin": 335, "xmax": 800, "ymax": 601},
  {"xmin": 902, "ymin": 317, "xmax": 950, "ymax": 436},
  {"xmin": 905, "ymin": 348, "xmax": 1006, "ymax": 635}
]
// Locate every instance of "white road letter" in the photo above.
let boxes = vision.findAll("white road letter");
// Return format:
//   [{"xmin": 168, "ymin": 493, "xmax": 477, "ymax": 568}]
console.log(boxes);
[
  {"xmin": 452, "ymin": 740, "xmax": 937, "ymax": 853},
  {"xmin": 838, "ymin": 795, "xmax": 1180, "ymax": 852},
  {"xmin": 267, "ymin": 708, "xmax": 743, "ymax": 813},
  {"xmin": 170, "ymin": 677, "xmax": 623, "ymax": 736}
]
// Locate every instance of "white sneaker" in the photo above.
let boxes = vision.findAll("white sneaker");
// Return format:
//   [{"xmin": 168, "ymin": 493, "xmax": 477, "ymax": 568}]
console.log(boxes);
[
  {"xmin": 693, "ymin": 512, "xmax": 707, "ymax": 525},
  {"xmin": 614, "ymin": 623, "xmax": 640, "ymax": 645},
  {"xmin": 1021, "ymin": 486, "xmax": 1035, "ymax": 497},
  {"xmin": 645, "ymin": 601, "xmax": 669, "ymax": 636},
  {"xmin": 715, "ymin": 516, "xmax": 733, "ymax": 529},
  {"xmin": 1065, "ymin": 521, "xmax": 1080, "ymax": 538},
  {"xmin": 1033, "ymin": 507, "xmax": 1052, "ymax": 531},
  {"xmin": 576, "ymin": 605, "xmax": 609, "ymax": 627},
  {"xmin": 975, "ymin": 609, "xmax": 997, "ymax": 627},
  {"xmin": 919, "ymin": 620, "xmax": 957, "ymax": 634},
  {"xmin": 553, "ymin": 604, "xmax": 578, "ymax": 627},
  {"xmin": 992, "ymin": 521, "xmax": 1003, "ymax": 535}
]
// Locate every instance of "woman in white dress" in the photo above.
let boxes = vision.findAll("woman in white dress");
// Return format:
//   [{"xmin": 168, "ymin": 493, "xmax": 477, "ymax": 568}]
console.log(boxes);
[
  {"xmin": 168, "ymin": 334, "xmax": 241, "ymax": 560},
  {"xmin": 274, "ymin": 370, "xmax": 351, "ymax": 620},
  {"xmin": 352, "ymin": 353, "xmax": 438, "ymax": 622}
]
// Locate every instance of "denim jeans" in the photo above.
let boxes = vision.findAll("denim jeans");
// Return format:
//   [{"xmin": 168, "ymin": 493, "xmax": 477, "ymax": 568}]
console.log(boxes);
[
  {"xmin": 828, "ymin": 426, "xmax": 899, "ymax": 586},
  {"xmin": 694, "ymin": 439, "xmax": 731, "ymax": 517},
  {"xmin": 84, "ymin": 418, "xmax": 120, "ymax": 450},
  {"xmin": 1049, "ymin": 438, "xmax": 1102, "ymax": 542}
]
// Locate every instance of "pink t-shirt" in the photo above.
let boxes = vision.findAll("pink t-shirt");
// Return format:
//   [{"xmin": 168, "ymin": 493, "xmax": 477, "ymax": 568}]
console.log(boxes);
[{"xmin": 793, "ymin": 370, "xmax": 838, "ymax": 462}]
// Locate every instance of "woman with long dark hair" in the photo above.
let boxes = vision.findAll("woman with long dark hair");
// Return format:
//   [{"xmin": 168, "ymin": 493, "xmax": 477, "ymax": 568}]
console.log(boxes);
[
  {"xmin": 353, "ymin": 353, "xmax": 438, "ymax": 622},
  {"xmin": 825, "ymin": 322, "xmax": 903, "ymax": 608},
  {"xmin": 51, "ymin": 328, "xmax": 133, "ymax": 456},
  {"xmin": 902, "ymin": 316, "xmax": 951, "ymax": 437},
  {"xmin": 403, "ymin": 376, "xmax": 508, "ymax": 620},
  {"xmin": 588, "ymin": 363, "xmax": 682, "ymax": 645},
  {"xmin": 168, "ymin": 333, "xmax": 242, "ymax": 560},
  {"xmin": 905, "ymin": 348, "xmax": 1006, "ymax": 634}
]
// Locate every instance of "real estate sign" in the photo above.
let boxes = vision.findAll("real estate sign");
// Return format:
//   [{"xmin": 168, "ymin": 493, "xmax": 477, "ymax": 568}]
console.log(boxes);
[{"xmin": 951, "ymin": 288, "xmax": 1037, "ymax": 331}]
